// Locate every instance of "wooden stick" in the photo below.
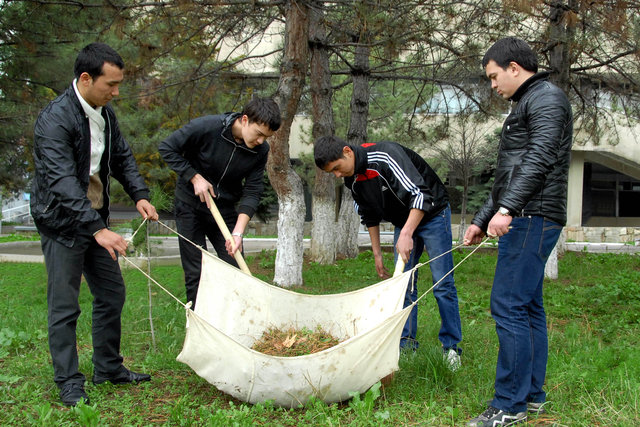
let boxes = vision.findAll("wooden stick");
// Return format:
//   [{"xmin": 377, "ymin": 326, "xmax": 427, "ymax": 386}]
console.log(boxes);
[{"xmin": 206, "ymin": 193, "xmax": 252, "ymax": 276}]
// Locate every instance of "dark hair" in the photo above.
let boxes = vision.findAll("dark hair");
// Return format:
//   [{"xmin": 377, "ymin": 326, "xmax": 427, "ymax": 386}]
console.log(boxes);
[
  {"xmin": 482, "ymin": 37, "xmax": 538, "ymax": 73},
  {"xmin": 314, "ymin": 135, "xmax": 351, "ymax": 169},
  {"xmin": 74, "ymin": 42, "xmax": 124, "ymax": 79},
  {"xmin": 242, "ymin": 97, "xmax": 282, "ymax": 132}
]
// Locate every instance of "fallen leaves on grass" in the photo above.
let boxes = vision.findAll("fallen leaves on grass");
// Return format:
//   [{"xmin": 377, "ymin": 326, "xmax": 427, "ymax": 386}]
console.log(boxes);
[{"xmin": 251, "ymin": 326, "xmax": 342, "ymax": 357}]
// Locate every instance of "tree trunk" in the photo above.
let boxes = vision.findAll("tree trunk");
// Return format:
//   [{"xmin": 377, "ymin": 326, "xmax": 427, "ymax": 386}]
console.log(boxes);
[
  {"xmin": 309, "ymin": 2, "xmax": 337, "ymax": 264},
  {"xmin": 548, "ymin": 0, "xmax": 576, "ymax": 93},
  {"xmin": 459, "ymin": 179, "xmax": 468, "ymax": 243},
  {"xmin": 546, "ymin": 0, "xmax": 576, "ymax": 276},
  {"xmin": 337, "ymin": 42, "xmax": 370, "ymax": 258},
  {"xmin": 336, "ymin": 188, "xmax": 361, "ymax": 258},
  {"xmin": 545, "ymin": 228, "xmax": 566, "ymax": 279},
  {"xmin": 267, "ymin": 0, "xmax": 309, "ymax": 287}
]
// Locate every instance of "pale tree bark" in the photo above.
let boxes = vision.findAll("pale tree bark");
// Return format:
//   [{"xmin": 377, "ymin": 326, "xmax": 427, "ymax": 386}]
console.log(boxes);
[
  {"xmin": 309, "ymin": 1, "xmax": 337, "ymax": 264},
  {"xmin": 266, "ymin": 0, "xmax": 309, "ymax": 287},
  {"xmin": 545, "ymin": 230, "xmax": 566, "ymax": 279},
  {"xmin": 337, "ymin": 42, "xmax": 370, "ymax": 258},
  {"xmin": 336, "ymin": 189, "xmax": 361, "ymax": 258},
  {"xmin": 545, "ymin": 0, "xmax": 576, "ymax": 278}
]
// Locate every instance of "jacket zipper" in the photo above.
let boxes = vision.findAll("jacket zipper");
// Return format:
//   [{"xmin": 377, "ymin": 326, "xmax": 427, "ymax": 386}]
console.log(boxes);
[
  {"xmin": 218, "ymin": 141, "xmax": 237, "ymax": 189},
  {"xmin": 106, "ymin": 111, "xmax": 112, "ymax": 224}
]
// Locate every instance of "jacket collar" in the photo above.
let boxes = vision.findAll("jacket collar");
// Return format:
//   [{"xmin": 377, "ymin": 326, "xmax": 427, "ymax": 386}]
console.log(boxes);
[
  {"xmin": 510, "ymin": 71, "xmax": 551, "ymax": 102},
  {"xmin": 65, "ymin": 84, "xmax": 110, "ymax": 121},
  {"xmin": 352, "ymin": 144, "xmax": 369, "ymax": 175},
  {"xmin": 222, "ymin": 112, "xmax": 241, "ymax": 133}
]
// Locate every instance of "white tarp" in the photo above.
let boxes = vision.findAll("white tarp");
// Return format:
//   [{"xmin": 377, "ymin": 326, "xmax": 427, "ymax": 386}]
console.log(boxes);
[{"xmin": 177, "ymin": 251, "xmax": 413, "ymax": 407}]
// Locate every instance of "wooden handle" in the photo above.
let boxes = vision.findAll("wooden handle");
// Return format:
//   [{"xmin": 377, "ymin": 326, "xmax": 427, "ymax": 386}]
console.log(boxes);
[
  {"xmin": 393, "ymin": 257, "xmax": 406, "ymax": 277},
  {"xmin": 206, "ymin": 193, "xmax": 252, "ymax": 276}
]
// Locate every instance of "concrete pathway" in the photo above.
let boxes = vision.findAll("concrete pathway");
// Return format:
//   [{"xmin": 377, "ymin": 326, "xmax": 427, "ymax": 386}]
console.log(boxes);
[{"xmin": 1, "ymin": 234, "xmax": 638, "ymax": 265}]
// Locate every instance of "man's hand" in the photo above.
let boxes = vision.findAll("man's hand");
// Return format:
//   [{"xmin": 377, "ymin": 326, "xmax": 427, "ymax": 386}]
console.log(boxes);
[
  {"xmin": 136, "ymin": 199, "xmax": 158, "ymax": 221},
  {"xmin": 190, "ymin": 173, "xmax": 216, "ymax": 208},
  {"xmin": 463, "ymin": 224, "xmax": 485, "ymax": 246},
  {"xmin": 94, "ymin": 228, "xmax": 128, "ymax": 260},
  {"xmin": 487, "ymin": 212, "xmax": 512, "ymax": 238},
  {"xmin": 395, "ymin": 232, "xmax": 413, "ymax": 264},
  {"xmin": 226, "ymin": 235, "xmax": 243, "ymax": 256},
  {"xmin": 374, "ymin": 253, "xmax": 390, "ymax": 279}
]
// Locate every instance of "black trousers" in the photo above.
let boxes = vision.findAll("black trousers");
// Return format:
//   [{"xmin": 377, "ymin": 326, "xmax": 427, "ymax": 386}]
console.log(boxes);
[
  {"xmin": 174, "ymin": 199, "xmax": 239, "ymax": 307},
  {"xmin": 41, "ymin": 227, "xmax": 126, "ymax": 388}
]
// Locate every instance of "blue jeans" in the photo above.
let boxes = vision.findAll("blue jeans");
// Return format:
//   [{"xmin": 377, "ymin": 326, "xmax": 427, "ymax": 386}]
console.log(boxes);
[
  {"xmin": 490, "ymin": 216, "xmax": 562, "ymax": 413},
  {"xmin": 394, "ymin": 205, "xmax": 462, "ymax": 352}
]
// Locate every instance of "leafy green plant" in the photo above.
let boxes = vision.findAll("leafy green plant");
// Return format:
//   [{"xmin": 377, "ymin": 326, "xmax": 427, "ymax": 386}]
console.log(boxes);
[
  {"xmin": 71, "ymin": 400, "xmax": 100, "ymax": 426},
  {"xmin": 347, "ymin": 381, "xmax": 382, "ymax": 420}
]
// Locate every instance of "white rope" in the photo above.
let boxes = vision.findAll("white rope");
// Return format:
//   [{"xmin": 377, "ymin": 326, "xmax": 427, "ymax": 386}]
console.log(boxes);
[
  {"xmin": 414, "ymin": 238, "xmax": 492, "ymax": 305},
  {"xmin": 122, "ymin": 218, "xmax": 188, "ymax": 308},
  {"xmin": 122, "ymin": 219, "xmax": 487, "ymax": 311},
  {"xmin": 156, "ymin": 219, "xmax": 207, "ymax": 254},
  {"xmin": 127, "ymin": 217, "xmax": 148, "ymax": 243},
  {"xmin": 121, "ymin": 254, "xmax": 187, "ymax": 308}
]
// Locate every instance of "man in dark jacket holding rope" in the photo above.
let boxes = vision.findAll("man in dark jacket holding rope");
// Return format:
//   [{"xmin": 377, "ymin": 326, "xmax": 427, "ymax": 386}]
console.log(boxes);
[
  {"xmin": 159, "ymin": 98, "xmax": 280, "ymax": 307},
  {"xmin": 31, "ymin": 43, "xmax": 158, "ymax": 407},
  {"xmin": 464, "ymin": 37, "xmax": 573, "ymax": 427},
  {"xmin": 314, "ymin": 136, "xmax": 463, "ymax": 370}
]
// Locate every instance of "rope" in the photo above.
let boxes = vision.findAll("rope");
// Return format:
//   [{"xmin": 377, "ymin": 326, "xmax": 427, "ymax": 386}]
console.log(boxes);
[
  {"xmin": 156, "ymin": 220, "xmax": 207, "ymax": 254},
  {"xmin": 413, "ymin": 237, "xmax": 492, "ymax": 305},
  {"xmin": 122, "ymin": 219, "xmax": 488, "ymax": 312},
  {"xmin": 121, "ymin": 254, "xmax": 187, "ymax": 308},
  {"xmin": 128, "ymin": 217, "xmax": 148, "ymax": 243},
  {"xmin": 122, "ymin": 218, "xmax": 187, "ymax": 308}
]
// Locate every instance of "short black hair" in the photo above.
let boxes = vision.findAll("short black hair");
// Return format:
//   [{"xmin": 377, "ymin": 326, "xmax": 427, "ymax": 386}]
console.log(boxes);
[
  {"xmin": 314, "ymin": 135, "xmax": 351, "ymax": 169},
  {"xmin": 74, "ymin": 42, "xmax": 124, "ymax": 79},
  {"xmin": 482, "ymin": 37, "xmax": 538, "ymax": 73},
  {"xmin": 242, "ymin": 97, "xmax": 282, "ymax": 132}
]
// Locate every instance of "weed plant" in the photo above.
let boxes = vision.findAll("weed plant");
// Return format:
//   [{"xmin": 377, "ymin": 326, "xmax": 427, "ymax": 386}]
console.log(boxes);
[{"xmin": 0, "ymin": 250, "xmax": 639, "ymax": 425}]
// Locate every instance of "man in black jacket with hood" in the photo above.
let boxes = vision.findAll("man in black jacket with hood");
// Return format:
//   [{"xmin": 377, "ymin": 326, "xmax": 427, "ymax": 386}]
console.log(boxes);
[
  {"xmin": 31, "ymin": 43, "xmax": 158, "ymax": 407},
  {"xmin": 159, "ymin": 97, "xmax": 280, "ymax": 307},
  {"xmin": 315, "ymin": 136, "xmax": 462, "ymax": 369},
  {"xmin": 464, "ymin": 37, "xmax": 573, "ymax": 427}
]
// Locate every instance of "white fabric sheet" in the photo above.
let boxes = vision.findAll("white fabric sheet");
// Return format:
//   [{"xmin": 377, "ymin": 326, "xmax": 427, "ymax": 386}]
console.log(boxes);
[{"xmin": 177, "ymin": 251, "xmax": 412, "ymax": 407}]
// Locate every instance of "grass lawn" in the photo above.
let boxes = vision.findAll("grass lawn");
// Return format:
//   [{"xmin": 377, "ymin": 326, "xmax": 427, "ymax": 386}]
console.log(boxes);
[{"xmin": 0, "ymin": 249, "xmax": 639, "ymax": 426}]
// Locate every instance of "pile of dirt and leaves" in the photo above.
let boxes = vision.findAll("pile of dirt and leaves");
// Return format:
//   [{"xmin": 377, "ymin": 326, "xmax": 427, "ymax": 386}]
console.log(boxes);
[{"xmin": 251, "ymin": 326, "xmax": 342, "ymax": 357}]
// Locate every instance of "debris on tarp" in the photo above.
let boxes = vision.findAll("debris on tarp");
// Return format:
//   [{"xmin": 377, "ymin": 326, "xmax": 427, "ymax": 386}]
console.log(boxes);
[{"xmin": 251, "ymin": 326, "xmax": 342, "ymax": 357}]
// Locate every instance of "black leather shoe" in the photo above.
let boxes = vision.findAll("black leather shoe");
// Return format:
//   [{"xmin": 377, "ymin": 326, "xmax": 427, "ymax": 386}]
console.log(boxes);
[
  {"xmin": 60, "ymin": 382, "xmax": 90, "ymax": 406},
  {"xmin": 92, "ymin": 368, "xmax": 151, "ymax": 385}
]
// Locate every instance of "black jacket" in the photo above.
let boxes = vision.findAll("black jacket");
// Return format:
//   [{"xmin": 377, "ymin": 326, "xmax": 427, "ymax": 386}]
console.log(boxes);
[
  {"xmin": 31, "ymin": 85, "xmax": 150, "ymax": 247},
  {"xmin": 472, "ymin": 72, "xmax": 573, "ymax": 229},
  {"xmin": 158, "ymin": 113, "xmax": 269, "ymax": 217},
  {"xmin": 345, "ymin": 142, "xmax": 449, "ymax": 229}
]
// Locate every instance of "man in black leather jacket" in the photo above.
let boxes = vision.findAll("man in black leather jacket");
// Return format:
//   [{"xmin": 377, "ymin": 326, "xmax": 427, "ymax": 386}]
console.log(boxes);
[
  {"xmin": 159, "ymin": 98, "xmax": 280, "ymax": 307},
  {"xmin": 465, "ymin": 38, "xmax": 573, "ymax": 427},
  {"xmin": 32, "ymin": 43, "xmax": 158, "ymax": 407}
]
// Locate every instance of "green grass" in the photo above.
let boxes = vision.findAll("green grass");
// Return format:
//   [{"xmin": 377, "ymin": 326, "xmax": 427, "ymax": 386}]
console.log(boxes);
[
  {"xmin": 1, "ymin": 250, "xmax": 639, "ymax": 425},
  {"xmin": 0, "ymin": 233, "xmax": 41, "ymax": 243}
]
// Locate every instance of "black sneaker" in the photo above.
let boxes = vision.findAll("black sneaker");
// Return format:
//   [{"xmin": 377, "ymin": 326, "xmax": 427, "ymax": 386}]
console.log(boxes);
[
  {"xmin": 467, "ymin": 406, "xmax": 527, "ymax": 426},
  {"xmin": 59, "ymin": 382, "xmax": 90, "ymax": 407}
]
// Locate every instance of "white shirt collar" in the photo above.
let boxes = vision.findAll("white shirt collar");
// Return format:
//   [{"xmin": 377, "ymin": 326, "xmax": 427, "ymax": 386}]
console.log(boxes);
[{"xmin": 73, "ymin": 78, "xmax": 104, "ymax": 127}]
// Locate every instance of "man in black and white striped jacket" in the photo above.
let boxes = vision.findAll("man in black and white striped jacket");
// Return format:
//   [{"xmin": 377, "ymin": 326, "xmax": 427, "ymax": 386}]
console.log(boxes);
[{"xmin": 314, "ymin": 136, "xmax": 462, "ymax": 369}]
